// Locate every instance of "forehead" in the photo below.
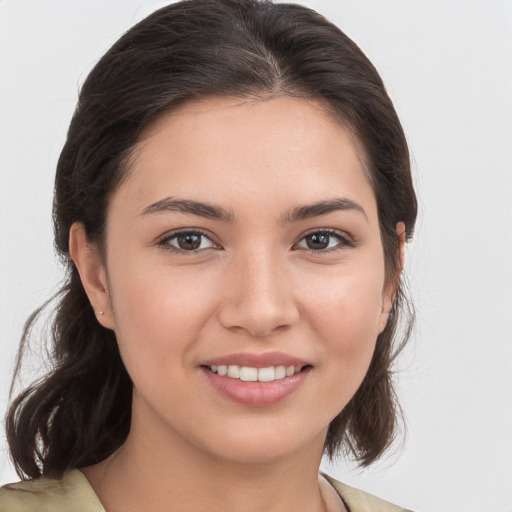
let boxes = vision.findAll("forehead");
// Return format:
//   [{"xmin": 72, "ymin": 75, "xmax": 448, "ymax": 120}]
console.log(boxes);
[
  {"xmin": 137, "ymin": 95, "xmax": 366, "ymax": 165},
  {"xmin": 114, "ymin": 95, "xmax": 376, "ymax": 221}
]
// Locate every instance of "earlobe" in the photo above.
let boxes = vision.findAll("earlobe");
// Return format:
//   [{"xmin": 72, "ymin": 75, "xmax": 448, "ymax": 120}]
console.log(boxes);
[
  {"xmin": 396, "ymin": 221, "xmax": 406, "ymax": 274},
  {"xmin": 378, "ymin": 222, "xmax": 407, "ymax": 333},
  {"xmin": 69, "ymin": 222, "xmax": 115, "ymax": 330}
]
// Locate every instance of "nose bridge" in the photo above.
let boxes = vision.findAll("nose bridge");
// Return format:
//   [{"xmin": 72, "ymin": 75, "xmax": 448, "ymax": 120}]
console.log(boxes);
[
  {"xmin": 241, "ymin": 247, "xmax": 282, "ymax": 306},
  {"xmin": 219, "ymin": 244, "xmax": 298, "ymax": 337}
]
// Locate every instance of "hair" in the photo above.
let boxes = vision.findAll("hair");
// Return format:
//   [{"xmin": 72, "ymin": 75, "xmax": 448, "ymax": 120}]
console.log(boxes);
[{"xmin": 6, "ymin": 0, "xmax": 417, "ymax": 479}]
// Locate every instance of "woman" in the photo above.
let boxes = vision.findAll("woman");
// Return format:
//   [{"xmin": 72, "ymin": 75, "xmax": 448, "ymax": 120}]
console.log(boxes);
[{"xmin": 0, "ymin": 0, "xmax": 417, "ymax": 510}]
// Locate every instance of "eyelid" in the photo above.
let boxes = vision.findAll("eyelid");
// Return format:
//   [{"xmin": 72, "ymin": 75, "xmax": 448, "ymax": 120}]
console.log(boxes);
[
  {"xmin": 293, "ymin": 228, "xmax": 355, "ymax": 252},
  {"xmin": 156, "ymin": 228, "xmax": 221, "ymax": 253},
  {"xmin": 155, "ymin": 227, "xmax": 354, "ymax": 254}
]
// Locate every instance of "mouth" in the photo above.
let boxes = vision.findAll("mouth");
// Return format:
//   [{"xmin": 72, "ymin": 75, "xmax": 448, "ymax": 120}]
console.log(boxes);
[
  {"xmin": 203, "ymin": 364, "xmax": 307, "ymax": 382},
  {"xmin": 200, "ymin": 356, "xmax": 312, "ymax": 407}
]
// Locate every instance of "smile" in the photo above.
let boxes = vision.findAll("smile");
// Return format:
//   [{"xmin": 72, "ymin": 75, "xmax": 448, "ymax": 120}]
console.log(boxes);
[
  {"xmin": 207, "ymin": 365, "xmax": 303, "ymax": 382},
  {"xmin": 200, "ymin": 352, "xmax": 311, "ymax": 406}
]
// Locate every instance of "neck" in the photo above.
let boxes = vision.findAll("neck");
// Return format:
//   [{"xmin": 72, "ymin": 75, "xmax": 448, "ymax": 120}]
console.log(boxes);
[{"xmin": 83, "ymin": 405, "xmax": 330, "ymax": 512}]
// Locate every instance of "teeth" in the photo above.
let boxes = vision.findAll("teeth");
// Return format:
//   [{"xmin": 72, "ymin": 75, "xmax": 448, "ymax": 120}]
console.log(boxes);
[
  {"xmin": 227, "ymin": 365, "xmax": 240, "ymax": 378},
  {"xmin": 209, "ymin": 364, "xmax": 303, "ymax": 382},
  {"xmin": 239, "ymin": 367, "xmax": 258, "ymax": 381},
  {"xmin": 258, "ymin": 367, "xmax": 274, "ymax": 382},
  {"xmin": 274, "ymin": 366, "xmax": 286, "ymax": 379}
]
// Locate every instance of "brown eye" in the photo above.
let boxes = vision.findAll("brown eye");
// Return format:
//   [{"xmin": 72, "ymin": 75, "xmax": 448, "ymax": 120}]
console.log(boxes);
[
  {"xmin": 304, "ymin": 233, "xmax": 331, "ymax": 250},
  {"xmin": 159, "ymin": 230, "xmax": 216, "ymax": 252},
  {"xmin": 295, "ymin": 230, "xmax": 352, "ymax": 252},
  {"xmin": 175, "ymin": 233, "xmax": 202, "ymax": 250}
]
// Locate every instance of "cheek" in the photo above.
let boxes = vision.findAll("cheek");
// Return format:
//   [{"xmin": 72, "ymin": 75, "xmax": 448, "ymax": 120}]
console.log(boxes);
[
  {"xmin": 106, "ymin": 257, "xmax": 220, "ymax": 376},
  {"xmin": 304, "ymin": 263, "xmax": 385, "ymax": 336},
  {"xmin": 301, "ymin": 263, "xmax": 385, "ymax": 385}
]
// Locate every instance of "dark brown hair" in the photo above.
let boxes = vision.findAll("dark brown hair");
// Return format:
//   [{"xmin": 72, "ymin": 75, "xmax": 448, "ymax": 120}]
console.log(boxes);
[{"xmin": 7, "ymin": 0, "xmax": 417, "ymax": 479}]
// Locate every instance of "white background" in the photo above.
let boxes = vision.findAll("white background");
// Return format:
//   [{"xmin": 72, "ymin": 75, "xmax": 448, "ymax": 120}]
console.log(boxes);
[{"xmin": 1, "ymin": 1, "xmax": 511, "ymax": 511}]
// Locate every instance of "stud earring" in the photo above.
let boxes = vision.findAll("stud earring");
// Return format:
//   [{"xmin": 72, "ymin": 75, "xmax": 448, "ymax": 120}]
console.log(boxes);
[{"xmin": 97, "ymin": 310, "xmax": 104, "ymax": 316}]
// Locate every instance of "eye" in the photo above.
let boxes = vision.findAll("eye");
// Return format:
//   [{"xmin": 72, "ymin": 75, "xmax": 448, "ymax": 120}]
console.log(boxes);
[
  {"xmin": 294, "ymin": 230, "xmax": 353, "ymax": 252},
  {"xmin": 158, "ymin": 230, "xmax": 218, "ymax": 253}
]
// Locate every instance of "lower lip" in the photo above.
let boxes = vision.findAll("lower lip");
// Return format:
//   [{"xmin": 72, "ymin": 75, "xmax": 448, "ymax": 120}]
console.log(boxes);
[{"xmin": 201, "ymin": 367, "xmax": 311, "ymax": 407}]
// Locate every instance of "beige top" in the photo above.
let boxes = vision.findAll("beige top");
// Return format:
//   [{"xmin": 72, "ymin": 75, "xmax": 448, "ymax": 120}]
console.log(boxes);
[{"xmin": 0, "ymin": 469, "xmax": 413, "ymax": 512}]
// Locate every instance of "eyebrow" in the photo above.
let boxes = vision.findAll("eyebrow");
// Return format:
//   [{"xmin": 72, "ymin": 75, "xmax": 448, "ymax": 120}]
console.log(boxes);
[
  {"xmin": 282, "ymin": 197, "xmax": 368, "ymax": 223},
  {"xmin": 139, "ymin": 196, "xmax": 367, "ymax": 223},
  {"xmin": 139, "ymin": 197, "xmax": 235, "ymax": 222}
]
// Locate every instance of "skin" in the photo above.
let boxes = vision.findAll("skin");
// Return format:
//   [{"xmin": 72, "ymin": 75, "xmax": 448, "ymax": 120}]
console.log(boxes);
[{"xmin": 70, "ymin": 96, "xmax": 404, "ymax": 512}]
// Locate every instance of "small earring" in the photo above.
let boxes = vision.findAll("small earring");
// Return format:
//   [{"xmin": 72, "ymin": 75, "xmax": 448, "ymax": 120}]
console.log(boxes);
[{"xmin": 97, "ymin": 310, "xmax": 104, "ymax": 316}]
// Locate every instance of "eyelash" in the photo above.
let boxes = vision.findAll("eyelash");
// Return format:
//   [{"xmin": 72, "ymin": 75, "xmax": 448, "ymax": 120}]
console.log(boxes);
[
  {"xmin": 294, "ymin": 229, "xmax": 355, "ymax": 254},
  {"xmin": 157, "ymin": 229, "xmax": 218, "ymax": 254},
  {"xmin": 157, "ymin": 228, "xmax": 354, "ymax": 255}
]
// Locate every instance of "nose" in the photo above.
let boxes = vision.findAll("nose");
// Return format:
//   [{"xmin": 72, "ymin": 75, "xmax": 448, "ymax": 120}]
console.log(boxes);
[{"xmin": 217, "ymin": 249, "xmax": 300, "ymax": 338}]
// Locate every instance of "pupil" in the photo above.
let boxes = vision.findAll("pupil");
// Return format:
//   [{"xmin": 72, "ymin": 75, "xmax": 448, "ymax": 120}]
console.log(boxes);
[
  {"xmin": 179, "ymin": 234, "xmax": 201, "ymax": 250},
  {"xmin": 307, "ymin": 233, "xmax": 329, "ymax": 250}
]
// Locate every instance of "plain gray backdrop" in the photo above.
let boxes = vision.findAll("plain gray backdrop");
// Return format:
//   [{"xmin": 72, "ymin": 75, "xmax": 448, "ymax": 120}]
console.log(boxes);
[{"xmin": 1, "ymin": 1, "xmax": 511, "ymax": 511}]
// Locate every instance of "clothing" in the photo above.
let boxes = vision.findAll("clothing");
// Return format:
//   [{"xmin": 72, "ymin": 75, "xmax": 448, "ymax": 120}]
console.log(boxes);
[
  {"xmin": 322, "ymin": 474, "xmax": 413, "ymax": 512},
  {"xmin": 0, "ymin": 470, "xmax": 103, "ymax": 512},
  {"xmin": 0, "ymin": 469, "xmax": 413, "ymax": 512}
]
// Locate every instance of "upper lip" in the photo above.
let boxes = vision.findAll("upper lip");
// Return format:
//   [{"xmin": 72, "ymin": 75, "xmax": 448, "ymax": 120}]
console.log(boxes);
[{"xmin": 201, "ymin": 351, "xmax": 309, "ymax": 368}]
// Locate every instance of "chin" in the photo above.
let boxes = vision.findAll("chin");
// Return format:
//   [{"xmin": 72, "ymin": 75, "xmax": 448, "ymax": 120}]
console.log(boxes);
[
  {"xmin": 211, "ymin": 441, "xmax": 299, "ymax": 465},
  {"xmin": 197, "ymin": 423, "xmax": 326, "ymax": 466}
]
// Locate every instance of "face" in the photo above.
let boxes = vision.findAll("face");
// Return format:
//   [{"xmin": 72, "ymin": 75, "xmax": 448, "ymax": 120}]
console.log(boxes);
[{"xmin": 76, "ymin": 96, "xmax": 398, "ymax": 465}]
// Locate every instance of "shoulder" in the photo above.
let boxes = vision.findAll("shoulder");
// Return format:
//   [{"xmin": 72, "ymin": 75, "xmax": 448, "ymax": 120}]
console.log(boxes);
[
  {"xmin": 323, "ymin": 473, "xmax": 415, "ymax": 512},
  {"xmin": 0, "ymin": 470, "xmax": 105, "ymax": 512}
]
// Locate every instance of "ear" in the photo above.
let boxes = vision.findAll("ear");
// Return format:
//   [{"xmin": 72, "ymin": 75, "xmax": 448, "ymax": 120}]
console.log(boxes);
[
  {"xmin": 378, "ymin": 221, "xmax": 406, "ymax": 333},
  {"xmin": 69, "ymin": 222, "xmax": 115, "ymax": 330}
]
